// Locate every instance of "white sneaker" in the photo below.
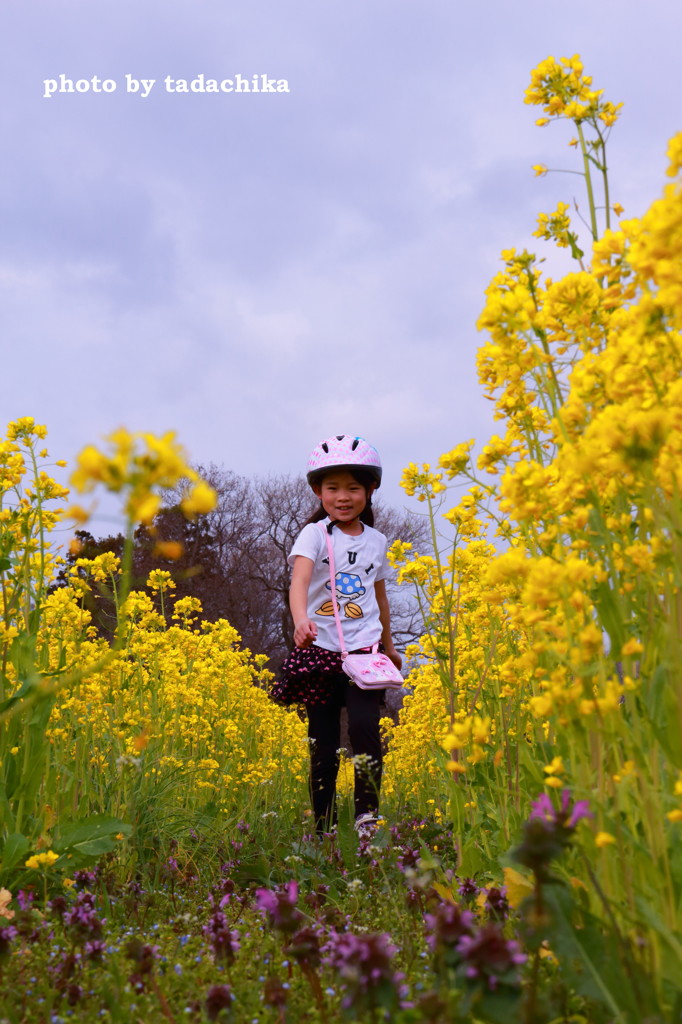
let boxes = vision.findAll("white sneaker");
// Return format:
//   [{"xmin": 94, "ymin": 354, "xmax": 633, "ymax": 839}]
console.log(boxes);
[{"xmin": 354, "ymin": 813, "xmax": 378, "ymax": 839}]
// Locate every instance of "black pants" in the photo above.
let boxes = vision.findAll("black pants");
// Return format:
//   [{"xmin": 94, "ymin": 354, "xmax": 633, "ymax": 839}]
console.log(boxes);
[{"xmin": 306, "ymin": 681, "xmax": 383, "ymax": 832}]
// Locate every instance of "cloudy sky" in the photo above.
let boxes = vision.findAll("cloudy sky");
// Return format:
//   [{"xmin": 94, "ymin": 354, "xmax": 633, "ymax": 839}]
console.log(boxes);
[{"xmin": 2, "ymin": 0, "xmax": 681, "ymax": 524}]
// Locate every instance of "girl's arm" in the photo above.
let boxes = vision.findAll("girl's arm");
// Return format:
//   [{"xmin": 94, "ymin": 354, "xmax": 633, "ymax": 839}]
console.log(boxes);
[
  {"xmin": 290, "ymin": 555, "xmax": 318, "ymax": 648},
  {"xmin": 375, "ymin": 579, "xmax": 402, "ymax": 670}
]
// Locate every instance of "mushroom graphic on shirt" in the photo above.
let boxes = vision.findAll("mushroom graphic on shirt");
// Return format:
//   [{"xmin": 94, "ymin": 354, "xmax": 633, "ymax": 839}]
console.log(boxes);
[{"xmin": 316, "ymin": 572, "xmax": 366, "ymax": 618}]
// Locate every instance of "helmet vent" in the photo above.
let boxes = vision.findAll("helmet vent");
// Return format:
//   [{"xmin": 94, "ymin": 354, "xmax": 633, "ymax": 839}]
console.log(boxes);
[
  {"xmin": 321, "ymin": 442, "xmax": 329, "ymax": 453},
  {"xmin": 351, "ymin": 438, "xmax": 360, "ymax": 451},
  {"xmin": 336, "ymin": 435, "xmax": 345, "ymax": 441}
]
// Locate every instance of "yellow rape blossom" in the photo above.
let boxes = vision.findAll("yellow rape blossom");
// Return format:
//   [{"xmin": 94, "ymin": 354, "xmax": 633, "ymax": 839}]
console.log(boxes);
[
  {"xmin": 400, "ymin": 462, "xmax": 446, "ymax": 501},
  {"xmin": 71, "ymin": 429, "xmax": 216, "ymax": 526},
  {"xmin": 438, "ymin": 441, "xmax": 474, "ymax": 479},
  {"xmin": 147, "ymin": 569, "xmax": 176, "ymax": 593},
  {"xmin": 181, "ymin": 480, "xmax": 218, "ymax": 517},
  {"xmin": 25, "ymin": 850, "xmax": 60, "ymax": 870}
]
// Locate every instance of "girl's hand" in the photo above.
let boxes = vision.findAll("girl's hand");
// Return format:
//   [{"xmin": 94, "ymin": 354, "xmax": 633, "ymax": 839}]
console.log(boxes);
[
  {"xmin": 384, "ymin": 643, "xmax": 402, "ymax": 671},
  {"xmin": 294, "ymin": 618, "xmax": 318, "ymax": 648}
]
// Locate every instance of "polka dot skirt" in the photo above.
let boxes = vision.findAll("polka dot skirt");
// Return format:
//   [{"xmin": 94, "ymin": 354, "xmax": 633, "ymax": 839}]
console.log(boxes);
[{"xmin": 271, "ymin": 643, "xmax": 384, "ymax": 707}]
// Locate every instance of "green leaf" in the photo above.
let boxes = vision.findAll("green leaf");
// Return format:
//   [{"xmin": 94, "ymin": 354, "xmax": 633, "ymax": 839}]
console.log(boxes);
[
  {"xmin": 0, "ymin": 675, "xmax": 40, "ymax": 715},
  {"xmin": 543, "ymin": 886, "xmax": 637, "ymax": 1021},
  {"xmin": 646, "ymin": 664, "xmax": 668, "ymax": 722},
  {"xmin": 473, "ymin": 985, "xmax": 523, "ymax": 1024},
  {"xmin": 643, "ymin": 665, "xmax": 682, "ymax": 768},
  {"xmin": 447, "ymin": 775, "xmax": 466, "ymax": 836},
  {"xmin": 0, "ymin": 833, "xmax": 30, "ymax": 871},
  {"xmin": 592, "ymin": 580, "xmax": 624, "ymax": 654},
  {"xmin": 567, "ymin": 231, "xmax": 585, "ymax": 262},
  {"xmin": 55, "ymin": 815, "xmax": 132, "ymax": 866},
  {"xmin": 635, "ymin": 898, "xmax": 682, "ymax": 970},
  {"xmin": 459, "ymin": 833, "xmax": 485, "ymax": 877}
]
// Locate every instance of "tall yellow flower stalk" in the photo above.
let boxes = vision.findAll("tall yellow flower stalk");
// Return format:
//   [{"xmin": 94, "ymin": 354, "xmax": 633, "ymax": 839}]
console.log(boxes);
[{"xmin": 385, "ymin": 57, "xmax": 682, "ymax": 999}]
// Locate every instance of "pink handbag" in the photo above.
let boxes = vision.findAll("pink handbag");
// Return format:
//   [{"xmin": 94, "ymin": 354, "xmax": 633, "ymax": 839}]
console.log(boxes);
[{"xmin": 321, "ymin": 524, "xmax": 404, "ymax": 690}]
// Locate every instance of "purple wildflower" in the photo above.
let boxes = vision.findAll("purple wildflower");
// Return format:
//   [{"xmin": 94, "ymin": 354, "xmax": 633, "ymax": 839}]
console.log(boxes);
[
  {"xmin": 16, "ymin": 890, "xmax": 34, "ymax": 911},
  {"xmin": 405, "ymin": 886, "xmax": 421, "ymax": 911},
  {"xmin": 530, "ymin": 789, "xmax": 593, "ymax": 828},
  {"xmin": 165, "ymin": 856, "xmax": 179, "ymax": 875},
  {"xmin": 326, "ymin": 929, "xmax": 405, "ymax": 1014},
  {"xmin": 424, "ymin": 902, "xmax": 475, "ymax": 971},
  {"xmin": 457, "ymin": 877, "xmax": 480, "ymax": 900},
  {"xmin": 84, "ymin": 939, "xmax": 107, "ymax": 963},
  {"xmin": 263, "ymin": 976, "xmax": 288, "ymax": 1009},
  {"xmin": 528, "ymin": 792, "xmax": 555, "ymax": 822},
  {"xmin": 219, "ymin": 878, "xmax": 236, "ymax": 898},
  {"xmin": 125, "ymin": 939, "xmax": 160, "ymax": 994},
  {"xmin": 484, "ymin": 886, "xmax": 510, "ymax": 922},
  {"xmin": 303, "ymin": 883, "xmax": 329, "ymax": 911},
  {"xmin": 203, "ymin": 910, "xmax": 240, "ymax": 965},
  {"xmin": 73, "ymin": 868, "xmax": 98, "ymax": 890},
  {"xmin": 396, "ymin": 845, "xmax": 421, "ymax": 872},
  {"xmin": 47, "ymin": 895, "xmax": 69, "ymax": 920},
  {"xmin": 64, "ymin": 891, "xmax": 103, "ymax": 944},
  {"xmin": 205, "ymin": 983, "xmax": 234, "ymax": 1021},
  {"xmin": 456, "ymin": 924, "xmax": 526, "ymax": 990},
  {"xmin": 50, "ymin": 951, "xmax": 78, "ymax": 988},
  {"xmin": 255, "ymin": 882, "xmax": 302, "ymax": 935},
  {"xmin": 65, "ymin": 982, "xmax": 84, "ymax": 1006},
  {"xmin": 516, "ymin": 789, "xmax": 593, "ymax": 878},
  {"xmin": 561, "ymin": 790, "xmax": 593, "ymax": 828},
  {"xmin": 286, "ymin": 926, "xmax": 322, "ymax": 969}
]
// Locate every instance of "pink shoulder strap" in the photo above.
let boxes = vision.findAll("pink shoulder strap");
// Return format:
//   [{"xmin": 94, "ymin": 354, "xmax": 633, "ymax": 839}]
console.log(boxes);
[
  {"xmin": 318, "ymin": 522, "xmax": 378, "ymax": 658},
  {"xmin": 319, "ymin": 522, "xmax": 349, "ymax": 658}
]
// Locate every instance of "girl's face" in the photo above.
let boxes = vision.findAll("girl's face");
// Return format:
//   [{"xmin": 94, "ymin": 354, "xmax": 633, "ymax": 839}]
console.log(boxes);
[{"xmin": 313, "ymin": 470, "xmax": 373, "ymax": 525}]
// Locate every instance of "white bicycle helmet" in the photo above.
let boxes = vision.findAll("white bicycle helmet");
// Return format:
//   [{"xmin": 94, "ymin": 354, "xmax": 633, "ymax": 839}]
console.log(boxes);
[{"xmin": 306, "ymin": 434, "xmax": 382, "ymax": 487}]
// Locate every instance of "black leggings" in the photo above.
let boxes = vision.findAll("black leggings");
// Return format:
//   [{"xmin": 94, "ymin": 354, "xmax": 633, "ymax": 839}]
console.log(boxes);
[{"xmin": 306, "ymin": 681, "xmax": 383, "ymax": 832}]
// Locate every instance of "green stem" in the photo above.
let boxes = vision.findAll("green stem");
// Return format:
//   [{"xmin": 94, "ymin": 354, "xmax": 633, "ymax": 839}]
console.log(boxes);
[
  {"xmin": 576, "ymin": 122, "xmax": 599, "ymax": 241},
  {"xmin": 27, "ymin": 443, "xmax": 48, "ymax": 623}
]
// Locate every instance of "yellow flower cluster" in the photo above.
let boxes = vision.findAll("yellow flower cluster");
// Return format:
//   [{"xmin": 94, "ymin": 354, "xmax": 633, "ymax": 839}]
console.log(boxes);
[
  {"xmin": 1, "ymin": 420, "xmax": 68, "ymax": 647},
  {"xmin": 382, "ymin": 665, "xmax": 449, "ymax": 800},
  {"xmin": 534, "ymin": 202, "xmax": 573, "ymax": 248},
  {"xmin": 400, "ymin": 462, "xmax": 446, "ymax": 502},
  {"xmin": 37, "ymin": 577, "xmax": 307, "ymax": 823},
  {"xmin": 25, "ymin": 850, "xmax": 59, "ymax": 870},
  {"xmin": 71, "ymin": 428, "xmax": 217, "ymax": 525},
  {"xmin": 1, "ymin": 420, "xmax": 308, "ymax": 847},
  {"xmin": 525, "ymin": 54, "xmax": 622, "ymax": 128}
]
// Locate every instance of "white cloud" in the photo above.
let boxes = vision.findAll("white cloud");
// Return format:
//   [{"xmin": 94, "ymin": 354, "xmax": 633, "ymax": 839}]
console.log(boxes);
[{"xmin": 2, "ymin": 0, "xmax": 681, "ymax": 513}]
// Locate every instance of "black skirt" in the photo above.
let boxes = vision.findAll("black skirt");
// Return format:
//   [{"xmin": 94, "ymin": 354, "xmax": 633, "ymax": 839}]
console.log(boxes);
[{"xmin": 271, "ymin": 642, "xmax": 383, "ymax": 707}]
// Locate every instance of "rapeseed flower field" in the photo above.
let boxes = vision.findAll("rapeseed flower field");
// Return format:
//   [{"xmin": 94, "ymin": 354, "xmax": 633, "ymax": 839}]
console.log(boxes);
[{"xmin": 1, "ymin": 57, "xmax": 681, "ymax": 1022}]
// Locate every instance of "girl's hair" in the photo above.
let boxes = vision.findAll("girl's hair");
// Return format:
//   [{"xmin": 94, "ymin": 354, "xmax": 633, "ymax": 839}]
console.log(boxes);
[{"xmin": 304, "ymin": 466, "xmax": 376, "ymax": 528}]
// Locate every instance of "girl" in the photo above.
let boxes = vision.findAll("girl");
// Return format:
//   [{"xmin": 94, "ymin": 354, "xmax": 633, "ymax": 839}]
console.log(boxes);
[{"xmin": 272, "ymin": 434, "xmax": 402, "ymax": 834}]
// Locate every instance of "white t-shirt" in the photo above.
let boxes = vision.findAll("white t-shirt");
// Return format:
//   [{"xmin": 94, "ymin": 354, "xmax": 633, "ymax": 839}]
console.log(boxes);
[{"xmin": 289, "ymin": 518, "xmax": 389, "ymax": 652}]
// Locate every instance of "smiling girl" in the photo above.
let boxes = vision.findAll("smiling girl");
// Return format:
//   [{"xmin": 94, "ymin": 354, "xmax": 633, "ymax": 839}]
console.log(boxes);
[{"xmin": 271, "ymin": 435, "xmax": 402, "ymax": 834}]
